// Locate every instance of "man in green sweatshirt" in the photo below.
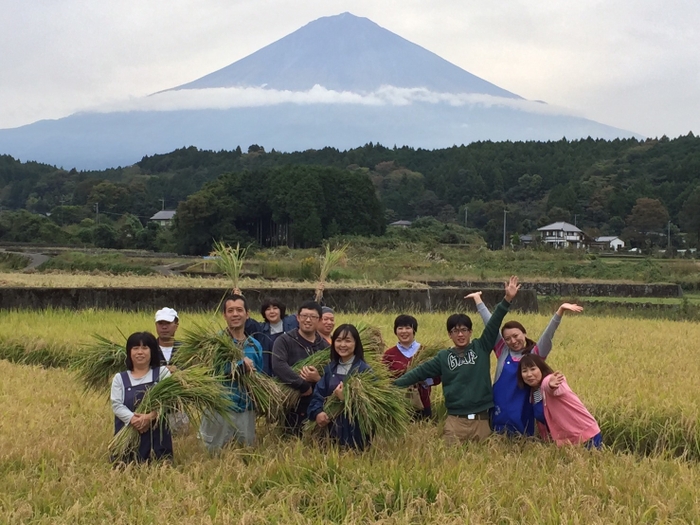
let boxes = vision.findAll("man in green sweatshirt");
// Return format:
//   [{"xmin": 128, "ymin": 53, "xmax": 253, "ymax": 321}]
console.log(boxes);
[{"xmin": 395, "ymin": 276, "xmax": 520, "ymax": 444}]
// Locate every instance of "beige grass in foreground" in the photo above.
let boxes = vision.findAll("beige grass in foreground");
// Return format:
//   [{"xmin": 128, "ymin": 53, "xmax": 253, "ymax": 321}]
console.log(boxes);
[{"xmin": 0, "ymin": 361, "xmax": 698, "ymax": 524}]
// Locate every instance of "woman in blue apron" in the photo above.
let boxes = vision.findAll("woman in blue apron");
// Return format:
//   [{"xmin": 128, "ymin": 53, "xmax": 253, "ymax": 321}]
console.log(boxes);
[
  {"xmin": 111, "ymin": 332, "xmax": 173, "ymax": 463},
  {"xmin": 465, "ymin": 292, "xmax": 583, "ymax": 436}
]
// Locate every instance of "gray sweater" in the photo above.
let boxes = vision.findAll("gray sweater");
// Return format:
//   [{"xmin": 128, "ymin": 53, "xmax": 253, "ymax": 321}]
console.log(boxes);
[{"xmin": 271, "ymin": 329, "xmax": 329, "ymax": 392}]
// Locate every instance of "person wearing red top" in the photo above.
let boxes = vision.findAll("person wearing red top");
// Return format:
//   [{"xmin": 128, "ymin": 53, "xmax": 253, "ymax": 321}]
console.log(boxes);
[{"xmin": 382, "ymin": 314, "xmax": 441, "ymax": 418}]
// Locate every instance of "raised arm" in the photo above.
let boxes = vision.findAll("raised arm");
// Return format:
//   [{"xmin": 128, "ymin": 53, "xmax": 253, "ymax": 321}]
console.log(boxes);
[
  {"xmin": 245, "ymin": 318, "xmax": 264, "ymax": 337},
  {"xmin": 466, "ymin": 291, "xmax": 506, "ymax": 352},
  {"xmin": 536, "ymin": 303, "xmax": 583, "ymax": 358},
  {"xmin": 394, "ymin": 355, "xmax": 442, "ymax": 387},
  {"xmin": 542, "ymin": 372, "xmax": 569, "ymax": 397},
  {"xmin": 477, "ymin": 276, "xmax": 519, "ymax": 351}
]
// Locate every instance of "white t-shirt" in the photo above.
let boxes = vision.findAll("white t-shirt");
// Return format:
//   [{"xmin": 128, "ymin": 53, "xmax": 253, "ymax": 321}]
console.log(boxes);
[{"xmin": 160, "ymin": 346, "xmax": 174, "ymax": 364}]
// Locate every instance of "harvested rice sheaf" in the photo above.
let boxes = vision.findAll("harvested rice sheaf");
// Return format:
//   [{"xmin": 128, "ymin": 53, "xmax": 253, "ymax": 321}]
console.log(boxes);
[
  {"xmin": 71, "ymin": 334, "xmax": 126, "ymax": 393},
  {"xmin": 108, "ymin": 366, "xmax": 234, "ymax": 459},
  {"xmin": 315, "ymin": 243, "xmax": 348, "ymax": 303},
  {"xmin": 305, "ymin": 371, "xmax": 412, "ymax": 440},
  {"xmin": 211, "ymin": 240, "xmax": 248, "ymax": 292},
  {"xmin": 174, "ymin": 323, "xmax": 289, "ymax": 418}
]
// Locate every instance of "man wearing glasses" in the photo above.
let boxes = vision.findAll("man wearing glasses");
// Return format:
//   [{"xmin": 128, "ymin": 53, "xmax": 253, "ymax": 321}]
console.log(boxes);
[
  {"xmin": 395, "ymin": 277, "xmax": 521, "ymax": 444},
  {"xmin": 272, "ymin": 301, "xmax": 328, "ymax": 436}
]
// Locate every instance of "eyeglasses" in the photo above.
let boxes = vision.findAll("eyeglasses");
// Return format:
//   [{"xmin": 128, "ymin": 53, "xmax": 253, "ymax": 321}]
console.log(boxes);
[
  {"xmin": 298, "ymin": 314, "xmax": 320, "ymax": 321},
  {"xmin": 449, "ymin": 327, "xmax": 471, "ymax": 335}
]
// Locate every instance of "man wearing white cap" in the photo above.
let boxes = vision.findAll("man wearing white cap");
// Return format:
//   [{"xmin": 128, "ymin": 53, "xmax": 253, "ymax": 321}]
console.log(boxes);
[
  {"xmin": 155, "ymin": 306, "xmax": 189, "ymax": 434},
  {"xmin": 154, "ymin": 307, "xmax": 181, "ymax": 367}
]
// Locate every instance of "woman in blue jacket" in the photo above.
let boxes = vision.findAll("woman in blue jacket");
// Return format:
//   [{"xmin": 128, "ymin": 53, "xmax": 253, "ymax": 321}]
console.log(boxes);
[
  {"xmin": 308, "ymin": 324, "xmax": 372, "ymax": 449},
  {"xmin": 243, "ymin": 297, "xmax": 299, "ymax": 376}
]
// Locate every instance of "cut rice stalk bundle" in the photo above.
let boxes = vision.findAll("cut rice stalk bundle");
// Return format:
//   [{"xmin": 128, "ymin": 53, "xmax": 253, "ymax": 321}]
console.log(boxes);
[
  {"xmin": 172, "ymin": 324, "xmax": 243, "ymax": 370},
  {"xmin": 292, "ymin": 348, "xmax": 331, "ymax": 373},
  {"xmin": 211, "ymin": 240, "xmax": 248, "ymax": 292},
  {"xmin": 237, "ymin": 370, "xmax": 292, "ymax": 420},
  {"xmin": 277, "ymin": 348, "xmax": 333, "ymax": 412},
  {"xmin": 71, "ymin": 335, "xmax": 126, "ymax": 393},
  {"xmin": 108, "ymin": 366, "xmax": 233, "ymax": 459},
  {"xmin": 356, "ymin": 321, "xmax": 386, "ymax": 355},
  {"xmin": 175, "ymin": 325, "xmax": 289, "ymax": 418},
  {"xmin": 406, "ymin": 343, "xmax": 443, "ymax": 371},
  {"xmin": 315, "ymin": 243, "xmax": 349, "ymax": 303},
  {"xmin": 305, "ymin": 372, "xmax": 412, "ymax": 440}
]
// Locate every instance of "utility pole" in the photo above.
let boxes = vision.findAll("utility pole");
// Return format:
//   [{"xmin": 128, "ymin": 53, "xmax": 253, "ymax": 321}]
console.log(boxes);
[
  {"xmin": 668, "ymin": 220, "xmax": 671, "ymax": 251},
  {"xmin": 503, "ymin": 209, "xmax": 509, "ymax": 249},
  {"xmin": 574, "ymin": 214, "xmax": 579, "ymax": 226},
  {"xmin": 464, "ymin": 206, "xmax": 468, "ymax": 228},
  {"xmin": 160, "ymin": 198, "xmax": 165, "ymax": 211},
  {"xmin": 94, "ymin": 202, "xmax": 99, "ymax": 224}
]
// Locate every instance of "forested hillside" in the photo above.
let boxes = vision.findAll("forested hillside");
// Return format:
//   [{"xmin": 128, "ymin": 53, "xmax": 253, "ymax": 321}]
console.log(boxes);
[{"xmin": 1, "ymin": 134, "xmax": 699, "ymax": 253}]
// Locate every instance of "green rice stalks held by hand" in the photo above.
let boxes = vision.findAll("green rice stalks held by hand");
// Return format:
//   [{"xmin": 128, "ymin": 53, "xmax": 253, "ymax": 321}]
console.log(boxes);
[
  {"xmin": 276, "ymin": 348, "xmax": 333, "ymax": 412},
  {"xmin": 315, "ymin": 243, "xmax": 348, "ymax": 303},
  {"xmin": 238, "ymin": 371, "xmax": 293, "ymax": 421},
  {"xmin": 305, "ymin": 372, "xmax": 412, "ymax": 440},
  {"xmin": 292, "ymin": 348, "xmax": 331, "ymax": 373},
  {"xmin": 211, "ymin": 240, "xmax": 248, "ymax": 292},
  {"xmin": 176, "ymin": 327, "xmax": 290, "ymax": 420},
  {"xmin": 108, "ymin": 366, "xmax": 233, "ymax": 459},
  {"xmin": 173, "ymin": 324, "xmax": 244, "ymax": 370},
  {"xmin": 71, "ymin": 334, "xmax": 126, "ymax": 393},
  {"xmin": 406, "ymin": 343, "xmax": 442, "ymax": 371}
]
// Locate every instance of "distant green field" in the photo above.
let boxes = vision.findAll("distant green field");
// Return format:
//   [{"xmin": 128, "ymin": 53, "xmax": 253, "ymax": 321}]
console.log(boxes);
[{"xmin": 579, "ymin": 294, "xmax": 700, "ymax": 305}]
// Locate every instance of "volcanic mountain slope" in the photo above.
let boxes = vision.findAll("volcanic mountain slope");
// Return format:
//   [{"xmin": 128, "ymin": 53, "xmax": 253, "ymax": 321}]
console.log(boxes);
[
  {"xmin": 171, "ymin": 12, "xmax": 521, "ymax": 97},
  {"xmin": 0, "ymin": 12, "xmax": 639, "ymax": 170}
]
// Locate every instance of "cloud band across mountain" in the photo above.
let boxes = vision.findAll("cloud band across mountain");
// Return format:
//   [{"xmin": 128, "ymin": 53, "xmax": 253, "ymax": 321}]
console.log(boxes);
[{"xmin": 87, "ymin": 85, "xmax": 576, "ymax": 117}]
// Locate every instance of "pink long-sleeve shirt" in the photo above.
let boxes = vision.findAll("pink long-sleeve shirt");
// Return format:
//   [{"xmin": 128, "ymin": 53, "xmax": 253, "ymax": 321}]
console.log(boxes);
[{"xmin": 535, "ymin": 374, "xmax": 601, "ymax": 446}]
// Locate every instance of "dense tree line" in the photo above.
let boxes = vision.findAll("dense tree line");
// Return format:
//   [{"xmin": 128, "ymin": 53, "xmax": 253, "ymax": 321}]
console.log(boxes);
[
  {"xmin": 0, "ymin": 134, "xmax": 699, "ymax": 252},
  {"xmin": 174, "ymin": 165, "xmax": 385, "ymax": 254}
]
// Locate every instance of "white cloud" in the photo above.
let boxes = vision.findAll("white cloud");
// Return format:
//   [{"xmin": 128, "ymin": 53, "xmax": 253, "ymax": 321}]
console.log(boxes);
[{"xmin": 86, "ymin": 84, "xmax": 578, "ymax": 117}]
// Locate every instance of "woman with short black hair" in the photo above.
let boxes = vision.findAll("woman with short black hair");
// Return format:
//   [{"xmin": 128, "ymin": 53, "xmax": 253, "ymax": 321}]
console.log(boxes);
[{"xmin": 111, "ymin": 331, "xmax": 173, "ymax": 463}]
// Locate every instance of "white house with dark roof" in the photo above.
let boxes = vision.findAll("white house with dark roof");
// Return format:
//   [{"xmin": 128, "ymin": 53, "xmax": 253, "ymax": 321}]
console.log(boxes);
[
  {"xmin": 594, "ymin": 235, "xmax": 625, "ymax": 251},
  {"xmin": 149, "ymin": 210, "xmax": 176, "ymax": 227},
  {"xmin": 537, "ymin": 221, "xmax": 587, "ymax": 248}
]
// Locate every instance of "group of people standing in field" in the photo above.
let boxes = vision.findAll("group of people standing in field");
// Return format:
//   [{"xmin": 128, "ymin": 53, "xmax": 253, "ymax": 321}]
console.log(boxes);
[{"xmin": 111, "ymin": 276, "xmax": 602, "ymax": 463}]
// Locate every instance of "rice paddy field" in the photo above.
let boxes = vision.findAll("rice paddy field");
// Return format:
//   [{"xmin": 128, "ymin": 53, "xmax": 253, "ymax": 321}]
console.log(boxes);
[{"xmin": 1, "ymin": 308, "xmax": 699, "ymax": 523}]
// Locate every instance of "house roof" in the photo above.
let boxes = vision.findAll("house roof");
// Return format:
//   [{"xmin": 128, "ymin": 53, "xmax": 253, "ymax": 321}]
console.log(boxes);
[
  {"xmin": 537, "ymin": 221, "xmax": 582, "ymax": 233},
  {"xmin": 595, "ymin": 236, "xmax": 622, "ymax": 242},
  {"xmin": 389, "ymin": 220, "xmax": 412, "ymax": 226},
  {"xmin": 150, "ymin": 210, "xmax": 176, "ymax": 220}
]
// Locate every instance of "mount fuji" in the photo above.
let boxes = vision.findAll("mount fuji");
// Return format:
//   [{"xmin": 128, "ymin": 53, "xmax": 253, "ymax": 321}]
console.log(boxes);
[{"xmin": 0, "ymin": 12, "xmax": 639, "ymax": 170}]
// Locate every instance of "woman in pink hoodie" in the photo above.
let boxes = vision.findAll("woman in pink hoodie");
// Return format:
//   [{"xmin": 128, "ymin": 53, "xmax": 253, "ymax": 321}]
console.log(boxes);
[{"xmin": 517, "ymin": 354, "xmax": 602, "ymax": 448}]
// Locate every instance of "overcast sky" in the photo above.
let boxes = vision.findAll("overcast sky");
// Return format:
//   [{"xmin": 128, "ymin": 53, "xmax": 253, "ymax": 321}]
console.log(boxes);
[{"xmin": 1, "ymin": 0, "xmax": 698, "ymax": 138}]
